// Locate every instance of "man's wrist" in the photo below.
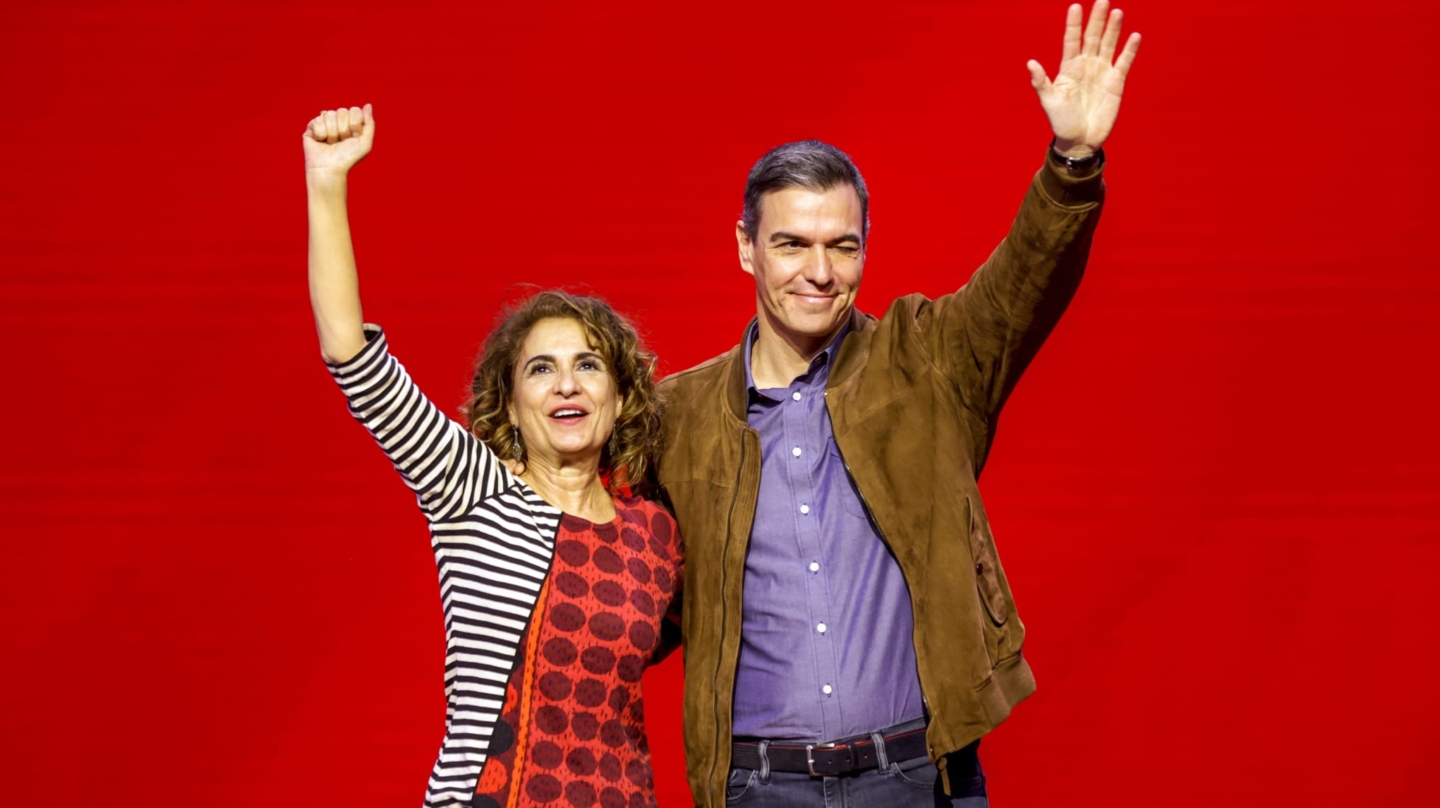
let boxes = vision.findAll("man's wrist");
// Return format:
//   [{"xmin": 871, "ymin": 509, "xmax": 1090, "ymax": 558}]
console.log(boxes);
[
  {"xmin": 1051, "ymin": 137, "xmax": 1097, "ymax": 160},
  {"xmin": 1048, "ymin": 138, "xmax": 1104, "ymax": 174}
]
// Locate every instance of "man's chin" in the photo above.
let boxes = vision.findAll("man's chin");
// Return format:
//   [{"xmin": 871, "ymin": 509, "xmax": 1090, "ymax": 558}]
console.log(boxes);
[{"xmin": 778, "ymin": 312, "xmax": 847, "ymax": 342}]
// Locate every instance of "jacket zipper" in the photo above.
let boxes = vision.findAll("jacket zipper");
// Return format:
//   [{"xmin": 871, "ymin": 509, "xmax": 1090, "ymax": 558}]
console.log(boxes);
[
  {"xmin": 711, "ymin": 430, "xmax": 748, "ymax": 805},
  {"xmin": 825, "ymin": 392, "xmax": 939, "ymax": 749}
]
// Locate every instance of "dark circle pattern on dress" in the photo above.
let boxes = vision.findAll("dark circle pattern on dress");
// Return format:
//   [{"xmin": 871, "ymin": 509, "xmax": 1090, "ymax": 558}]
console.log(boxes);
[
  {"xmin": 616, "ymin": 653, "xmax": 645, "ymax": 683},
  {"xmin": 589, "ymin": 612, "xmax": 626, "ymax": 642},
  {"xmin": 628, "ymin": 699, "xmax": 645, "ymax": 723},
  {"xmin": 543, "ymin": 637, "xmax": 578, "ymax": 666},
  {"xmin": 572, "ymin": 711, "xmax": 599, "ymax": 741},
  {"xmin": 593, "ymin": 546, "xmax": 625, "ymax": 574},
  {"xmin": 581, "ymin": 646, "xmax": 617, "ymax": 675},
  {"xmin": 647, "ymin": 537, "xmax": 671, "ymax": 561},
  {"xmin": 539, "ymin": 671, "xmax": 573, "ymax": 701},
  {"xmin": 600, "ymin": 786, "xmax": 628, "ymax": 808},
  {"xmin": 564, "ymin": 780, "xmax": 598, "ymax": 808},
  {"xmin": 555, "ymin": 571, "xmax": 590, "ymax": 599},
  {"xmin": 594, "ymin": 522, "xmax": 619, "ymax": 544},
  {"xmin": 599, "ymin": 752, "xmax": 622, "ymax": 782},
  {"xmin": 550, "ymin": 603, "xmax": 587, "ymax": 633},
  {"xmin": 620, "ymin": 526, "xmax": 647, "ymax": 553},
  {"xmin": 487, "ymin": 718, "xmax": 515, "ymax": 756},
  {"xmin": 592, "ymin": 580, "xmax": 627, "ymax": 608},
  {"xmin": 625, "ymin": 558, "xmax": 652, "ymax": 585},
  {"xmin": 650, "ymin": 512, "xmax": 672, "ymax": 545},
  {"xmin": 533, "ymin": 740, "xmax": 564, "ymax": 770},
  {"xmin": 557, "ymin": 539, "xmax": 590, "ymax": 567},
  {"xmin": 574, "ymin": 677, "xmax": 608, "ymax": 708},
  {"xmin": 653, "ymin": 565, "xmax": 673, "ymax": 593},
  {"xmin": 629, "ymin": 590, "xmax": 655, "ymax": 616},
  {"xmin": 526, "ymin": 773, "xmax": 563, "ymax": 803},
  {"xmin": 600, "ymin": 719, "xmax": 628, "ymax": 748},
  {"xmin": 607, "ymin": 684, "xmax": 629, "ymax": 714},
  {"xmin": 628, "ymin": 620, "xmax": 655, "ymax": 652},
  {"xmin": 535, "ymin": 705, "xmax": 569, "ymax": 735},
  {"xmin": 625, "ymin": 759, "xmax": 648, "ymax": 787},
  {"xmin": 628, "ymin": 792, "xmax": 647, "ymax": 808},
  {"xmin": 472, "ymin": 794, "xmax": 502, "ymax": 808},
  {"xmin": 566, "ymin": 747, "xmax": 598, "ymax": 776}
]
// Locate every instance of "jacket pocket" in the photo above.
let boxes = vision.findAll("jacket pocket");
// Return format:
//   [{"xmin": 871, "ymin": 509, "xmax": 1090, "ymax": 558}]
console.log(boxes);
[{"xmin": 968, "ymin": 499, "xmax": 1009, "ymax": 627}]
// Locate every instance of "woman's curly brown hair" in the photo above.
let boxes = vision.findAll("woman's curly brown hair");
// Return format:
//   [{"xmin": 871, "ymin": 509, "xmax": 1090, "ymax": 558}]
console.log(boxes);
[{"xmin": 463, "ymin": 290, "xmax": 664, "ymax": 498}]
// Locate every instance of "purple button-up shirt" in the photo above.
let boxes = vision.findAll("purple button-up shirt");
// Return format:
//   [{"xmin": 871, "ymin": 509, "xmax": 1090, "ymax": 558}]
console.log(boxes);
[{"xmin": 731, "ymin": 321, "xmax": 926, "ymax": 742}]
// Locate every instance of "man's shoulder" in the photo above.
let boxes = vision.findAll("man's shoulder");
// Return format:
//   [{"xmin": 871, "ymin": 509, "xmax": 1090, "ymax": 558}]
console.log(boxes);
[{"xmin": 659, "ymin": 346, "xmax": 739, "ymax": 397}]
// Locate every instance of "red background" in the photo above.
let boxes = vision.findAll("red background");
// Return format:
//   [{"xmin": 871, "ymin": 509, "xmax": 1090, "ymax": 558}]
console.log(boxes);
[{"xmin": 2, "ymin": 1, "xmax": 1437, "ymax": 805}]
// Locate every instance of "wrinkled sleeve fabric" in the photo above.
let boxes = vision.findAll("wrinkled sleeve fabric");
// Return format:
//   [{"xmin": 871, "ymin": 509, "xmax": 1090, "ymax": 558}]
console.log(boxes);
[{"xmin": 913, "ymin": 158, "xmax": 1106, "ymax": 471}]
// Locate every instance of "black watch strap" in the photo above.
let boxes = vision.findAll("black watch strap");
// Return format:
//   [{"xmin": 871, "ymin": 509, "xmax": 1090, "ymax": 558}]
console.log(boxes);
[{"xmin": 1048, "ymin": 138, "xmax": 1104, "ymax": 172}]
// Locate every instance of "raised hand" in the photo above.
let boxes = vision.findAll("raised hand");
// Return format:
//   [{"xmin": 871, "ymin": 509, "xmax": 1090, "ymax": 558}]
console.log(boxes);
[
  {"xmin": 303, "ymin": 104, "xmax": 375, "ymax": 179},
  {"xmin": 1027, "ymin": 1, "xmax": 1140, "ymax": 158}
]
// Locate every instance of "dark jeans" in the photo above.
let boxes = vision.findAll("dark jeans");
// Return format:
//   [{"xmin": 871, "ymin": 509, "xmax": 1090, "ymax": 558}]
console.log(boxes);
[{"xmin": 725, "ymin": 719, "xmax": 987, "ymax": 808}]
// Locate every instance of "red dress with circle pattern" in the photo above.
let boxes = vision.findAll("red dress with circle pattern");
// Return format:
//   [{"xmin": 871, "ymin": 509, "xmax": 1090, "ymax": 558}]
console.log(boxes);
[{"xmin": 471, "ymin": 495, "xmax": 683, "ymax": 808}]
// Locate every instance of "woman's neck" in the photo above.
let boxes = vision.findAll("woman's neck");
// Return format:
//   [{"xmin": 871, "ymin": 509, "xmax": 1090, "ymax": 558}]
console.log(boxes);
[{"xmin": 519, "ymin": 455, "xmax": 616, "ymax": 523}]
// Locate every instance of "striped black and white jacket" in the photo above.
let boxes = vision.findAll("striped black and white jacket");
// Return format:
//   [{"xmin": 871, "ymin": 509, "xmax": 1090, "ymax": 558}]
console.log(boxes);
[{"xmin": 328, "ymin": 326, "xmax": 563, "ymax": 808}]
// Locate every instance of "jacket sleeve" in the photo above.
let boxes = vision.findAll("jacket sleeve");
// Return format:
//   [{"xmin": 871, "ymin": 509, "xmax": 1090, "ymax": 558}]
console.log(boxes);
[
  {"xmin": 326, "ymin": 324, "xmax": 516, "ymax": 521},
  {"xmin": 913, "ymin": 156, "xmax": 1106, "ymax": 468}
]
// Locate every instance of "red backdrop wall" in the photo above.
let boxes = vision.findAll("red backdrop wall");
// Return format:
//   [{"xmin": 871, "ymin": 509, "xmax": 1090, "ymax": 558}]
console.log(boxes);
[{"xmin": 2, "ymin": 1, "xmax": 1437, "ymax": 805}]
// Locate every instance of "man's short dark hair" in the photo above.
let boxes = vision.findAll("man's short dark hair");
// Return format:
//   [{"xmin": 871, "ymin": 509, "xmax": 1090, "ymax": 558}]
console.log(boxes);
[{"xmin": 742, "ymin": 140, "xmax": 870, "ymax": 244}]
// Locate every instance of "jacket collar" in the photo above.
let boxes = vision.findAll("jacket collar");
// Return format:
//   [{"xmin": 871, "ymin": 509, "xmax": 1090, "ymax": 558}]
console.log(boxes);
[{"xmin": 723, "ymin": 307, "xmax": 871, "ymax": 422}]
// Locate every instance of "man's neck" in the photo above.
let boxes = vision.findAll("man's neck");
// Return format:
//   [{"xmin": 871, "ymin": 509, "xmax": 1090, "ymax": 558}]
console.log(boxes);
[{"xmin": 749, "ymin": 313, "xmax": 845, "ymax": 391}]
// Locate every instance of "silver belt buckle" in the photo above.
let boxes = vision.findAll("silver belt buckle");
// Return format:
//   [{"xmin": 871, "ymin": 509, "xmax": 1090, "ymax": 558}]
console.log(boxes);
[{"xmin": 805, "ymin": 742, "xmax": 837, "ymax": 777}]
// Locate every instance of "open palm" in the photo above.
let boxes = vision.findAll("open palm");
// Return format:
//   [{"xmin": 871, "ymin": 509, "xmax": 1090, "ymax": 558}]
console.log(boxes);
[{"xmin": 1027, "ymin": 1, "xmax": 1140, "ymax": 157}]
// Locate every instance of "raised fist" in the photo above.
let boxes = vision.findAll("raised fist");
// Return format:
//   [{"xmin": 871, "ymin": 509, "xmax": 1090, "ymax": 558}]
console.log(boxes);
[{"xmin": 303, "ymin": 104, "xmax": 375, "ymax": 178}]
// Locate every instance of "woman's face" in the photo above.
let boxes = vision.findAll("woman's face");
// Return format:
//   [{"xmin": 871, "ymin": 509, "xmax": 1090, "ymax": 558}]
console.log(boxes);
[{"xmin": 508, "ymin": 317, "xmax": 621, "ymax": 469}]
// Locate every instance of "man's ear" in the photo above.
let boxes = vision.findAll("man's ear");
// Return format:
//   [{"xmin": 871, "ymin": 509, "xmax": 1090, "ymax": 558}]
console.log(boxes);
[{"xmin": 736, "ymin": 221, "xmax": 756, "ymax": 277}]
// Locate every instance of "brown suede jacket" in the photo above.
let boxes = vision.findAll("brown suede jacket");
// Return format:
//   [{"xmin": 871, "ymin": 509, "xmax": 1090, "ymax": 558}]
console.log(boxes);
[{"xmin": 658, "ymin": 158, "xmax": 1105, "ymax": 807}]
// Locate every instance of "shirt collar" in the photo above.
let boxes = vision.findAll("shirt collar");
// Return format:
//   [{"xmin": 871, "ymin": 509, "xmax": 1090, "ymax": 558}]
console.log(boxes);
[{"xmin": 743, "ymin": 318, "xmax": 852, "ymax": 398}]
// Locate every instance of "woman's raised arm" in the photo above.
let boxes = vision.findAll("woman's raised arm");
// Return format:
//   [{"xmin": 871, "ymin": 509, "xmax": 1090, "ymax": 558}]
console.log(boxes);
[{"xmin": 305, "ymin": 104, "xmax": 374, "ymax": 364}]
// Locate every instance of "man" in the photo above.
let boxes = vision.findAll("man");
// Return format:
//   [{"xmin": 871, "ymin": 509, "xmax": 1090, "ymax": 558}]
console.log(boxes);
[{"xmin": 658, "ymin": 2, "xmax": 1140, "ymax": 806}]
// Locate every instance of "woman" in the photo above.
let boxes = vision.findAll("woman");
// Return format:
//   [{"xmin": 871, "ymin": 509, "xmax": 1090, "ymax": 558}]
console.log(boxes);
[{"xmin": 305, "ymin": 104, "xmax": 682, "ymax": 808}]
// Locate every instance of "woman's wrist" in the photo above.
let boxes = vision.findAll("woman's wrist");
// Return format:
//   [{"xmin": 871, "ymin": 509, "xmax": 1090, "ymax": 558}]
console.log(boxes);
[{"xmin": 305, "ymin": 169, "xmax": 349, "ymax": 197}]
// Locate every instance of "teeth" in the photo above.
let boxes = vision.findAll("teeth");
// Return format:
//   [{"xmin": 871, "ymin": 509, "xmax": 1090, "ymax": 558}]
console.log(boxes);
[{"xmin": 553, "ymin": 410, "xmax": 584, "ymax": 418}]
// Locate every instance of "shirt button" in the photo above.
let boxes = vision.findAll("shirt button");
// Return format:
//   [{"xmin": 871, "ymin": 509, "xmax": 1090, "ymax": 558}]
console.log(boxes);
[
  {"xmin": 809, "ymin": 561, "xmax": 820, "ymax": 573},
  {"xmin": 792, "ymin": 447, "xmax": 802, "ymax": 457},
  {"xmin": 822, "ymin": 684, "xmax": 833, "ymax": 695},
  {"xmin": 792, "ymin": 391, "xmax": 802, "ymax": 401},
  {"xmin": 800, "ymin": 504, "xmax": 810, "ymax": 515},
  {"xmin": 816, "ymin": 622, "xmax": 827, "ymax": 634}
]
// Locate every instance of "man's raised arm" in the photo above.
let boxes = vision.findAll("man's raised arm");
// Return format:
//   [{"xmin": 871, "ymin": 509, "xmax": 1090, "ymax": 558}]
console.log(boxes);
[{"xmin": 926, "ymin": 1, "xmax": 1141, "ymax": 455}]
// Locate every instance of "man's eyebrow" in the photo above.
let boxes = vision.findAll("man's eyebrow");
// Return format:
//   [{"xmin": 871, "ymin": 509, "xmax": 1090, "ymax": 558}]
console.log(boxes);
[{"xmin": 767, "ymin": 231, "xmax": 862, "ymax": 246}]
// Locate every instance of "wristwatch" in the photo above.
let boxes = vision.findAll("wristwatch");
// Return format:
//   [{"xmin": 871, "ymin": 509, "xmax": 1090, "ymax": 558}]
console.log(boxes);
[{"xmin": 1048, "ymin": 138, "xmax": 1104, "ymax": 172}]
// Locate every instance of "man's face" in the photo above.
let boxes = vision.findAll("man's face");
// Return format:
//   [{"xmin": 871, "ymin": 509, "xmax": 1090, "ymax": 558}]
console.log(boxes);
[{"xmin": 738, "ymin": 184, "xmax": 865, "ymax": 349}]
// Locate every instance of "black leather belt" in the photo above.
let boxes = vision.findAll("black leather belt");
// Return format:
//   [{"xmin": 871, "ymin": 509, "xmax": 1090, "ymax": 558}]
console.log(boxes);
[{"xmin": 731, "ymin": 727, "xmax": 929, "ymax": 777}]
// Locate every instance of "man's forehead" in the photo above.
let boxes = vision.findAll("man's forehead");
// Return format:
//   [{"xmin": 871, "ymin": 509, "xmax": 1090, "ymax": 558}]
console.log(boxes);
[{"xmin": 758, "ymin": 184, "xmax": 864, "ymax": 233}]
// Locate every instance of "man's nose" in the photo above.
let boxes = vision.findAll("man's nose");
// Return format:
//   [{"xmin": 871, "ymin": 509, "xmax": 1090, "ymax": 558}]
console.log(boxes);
[{"xmin": 804, "ymin": 245, "xmax": 834, "ymax": 285}]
